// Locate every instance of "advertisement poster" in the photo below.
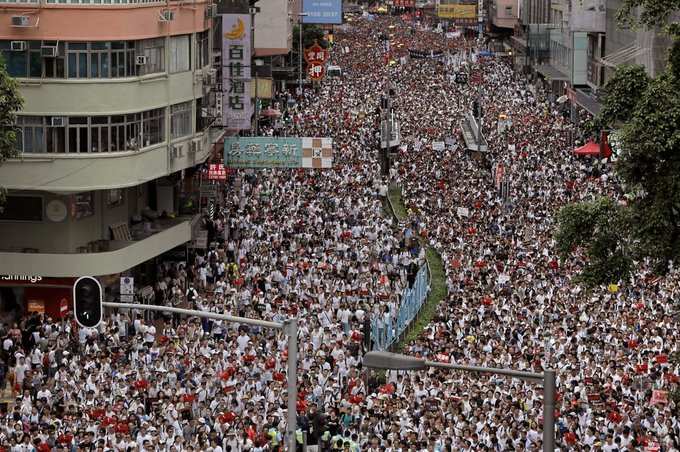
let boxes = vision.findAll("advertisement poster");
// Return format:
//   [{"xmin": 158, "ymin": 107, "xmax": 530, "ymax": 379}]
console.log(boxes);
[
  {"xmin": 302, "ymin": 0, "xmax": 343, "ymax": 24},
  {"xmin": 222, "ymin": 14, "xmax": 253, "ymax": 130}
]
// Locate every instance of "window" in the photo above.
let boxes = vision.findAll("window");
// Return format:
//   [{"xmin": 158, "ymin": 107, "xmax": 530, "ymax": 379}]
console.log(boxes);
[
  {"xmin": 196, "ymin": 31, "xmax": 210, "ymax": 69},
  {"xmin": 169, "ymin": 35, "xmax": 190, "ymax": 73},
  {"xmin": 0, "ymin": 196, "xmax": 43, "ymax": 222},
  {"xmin": 1, "ymin": 39, "xmax": 166, "ymax": 79},
  {"xmin": 138, "ymin": 38, "xmax": 165, "ymax": 75},
  {"xmin": 16, "ymin": 117, "xmax": 45, "ymax": 153},
  {"xmin": 142, "ymin": 108, "xmax": 165, "ymax": 147},
  {"xmin": 14, "ymin": 109, "xmax": 163, "ymax": 153},
  {"xmin": 505, "ymin": 5, "xmax": 513, "ymax": 16},
  {"xmin": 171, "ymin": 102, "xmax": 192, "ymax": 139}
]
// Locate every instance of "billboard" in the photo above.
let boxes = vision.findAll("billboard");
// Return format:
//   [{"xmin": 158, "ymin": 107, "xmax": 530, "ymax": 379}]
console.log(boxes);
[
  {"xmin": 224, "ymin": 137, "xmax": 333, "ymax": 168},
  {"xmin": 222, "ymin": 14, "xmax": 253, "ymax": 130},
  {"xmin": 302, "ymin": 0, "xmax": 343, "ymax": 24},
  {"xmin": 437, "ymin": 4, "xmax": 477, "ymax": 19}
]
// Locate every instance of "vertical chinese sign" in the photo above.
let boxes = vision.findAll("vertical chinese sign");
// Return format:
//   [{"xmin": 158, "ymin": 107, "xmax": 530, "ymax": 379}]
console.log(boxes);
[
  {"xmin": 222, "ymin": 14, "xmax": 253, "ymax": 130},
  {"xmin": 304, "ymin": 41, "xmax": 329, "ymax": 81}
]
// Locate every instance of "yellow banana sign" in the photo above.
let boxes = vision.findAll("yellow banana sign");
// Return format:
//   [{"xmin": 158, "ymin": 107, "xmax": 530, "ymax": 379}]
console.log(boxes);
[{"xmin": 224, "ymin": 18, "xmax": 246, "ymax": 40}]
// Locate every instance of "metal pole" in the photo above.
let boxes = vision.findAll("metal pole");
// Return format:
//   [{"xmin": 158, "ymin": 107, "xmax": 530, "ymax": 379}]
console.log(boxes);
[
  {"xmin": 543, "ymin": 369, "xmax": 556, "ymax": 452},
  {"xmin": 298, "ymin": 13, "xmax": 303, "ymax": 94},
  {"xmin": 424, "ymin": 360, "xmax": 544, "ymax": 381},
  {"xmin": 251, "ymin": 8, "xmax": 258, "ymax": 135},
  {"xmin": 285, "ymin": 318, "xmax": 298, "ymax": 452},
  {"xmin": 102, "ymin": 302, "xmax": 284, "ymax": 330}
]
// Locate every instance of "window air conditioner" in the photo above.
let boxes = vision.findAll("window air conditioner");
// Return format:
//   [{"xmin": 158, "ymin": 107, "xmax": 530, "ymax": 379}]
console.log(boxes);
[
  {"xmin": 159, "ymin": 10, "xmax": 175, "ymax": 22},
  {"xmin": 135, "ymin": 55, "xmax": 148, "ymax": 65},
  {"xmin": 11, "ymin": 16, "xmax": 30, "ymax": 27},
  {"xmin": 10, "ymin": 41, "xmax": 27, "ymax": 52},
  {"xmin": 41, "ymin": 46, "xmax": 58, "ymax": 58},
  {"xmin": 51, "ymin": 117, "xmax": 65, "ymax": 127},
  {"xmin": 205, "ymin": 4, "xmax": 217, "ymax": 18}
]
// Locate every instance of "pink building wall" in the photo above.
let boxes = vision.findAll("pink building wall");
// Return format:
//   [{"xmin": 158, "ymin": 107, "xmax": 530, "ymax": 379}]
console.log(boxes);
[{"xmin": 1, "ymin": 2, "xmax": 210, "ymax": 41}]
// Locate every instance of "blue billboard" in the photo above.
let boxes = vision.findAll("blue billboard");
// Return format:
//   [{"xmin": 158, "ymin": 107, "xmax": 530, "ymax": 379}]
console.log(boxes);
[{"xmin": 302, "ymin": 0, "xmax": 343, "ymax": 24}]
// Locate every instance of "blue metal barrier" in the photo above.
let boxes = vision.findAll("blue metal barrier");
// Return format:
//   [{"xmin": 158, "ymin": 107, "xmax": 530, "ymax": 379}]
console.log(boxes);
[{"xmin": 371, "ymin": 265, "xmax": 430, "ymax": 350}]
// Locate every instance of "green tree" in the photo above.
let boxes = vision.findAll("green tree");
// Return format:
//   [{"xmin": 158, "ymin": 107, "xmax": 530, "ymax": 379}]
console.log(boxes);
[
  {"xmin": 556, "ymin": 1, "xmax": 680, "ymax": 286},
  {"xmin": 0, "ymin": 56, "xmax": 24, "ymax": 207},
  {"xmin": 555, "ymin": 198, "xmax": 633, "ymax": 286}
]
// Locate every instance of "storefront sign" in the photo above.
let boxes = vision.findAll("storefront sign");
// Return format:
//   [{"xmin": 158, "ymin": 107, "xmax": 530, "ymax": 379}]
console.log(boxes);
[
  {"xmin": 1, "ymin": 274, "xmax": 43, "ymax": 283},
  {"xmin": 224, "ymin": 137, "xmax": 333, "ymax": 168},
  {"xmin": 307, "ymin": 62, "xmax": 326, "ymax": 80},
  {"xmin": 437, "ymin": 4, "xmax": 476, "ymax": 19},
  {"xmin": 207, "ymin": 164, "xmax": 227, "ymax": 180},
  {"xmin": 393, "ymin": 0, "xmax": 415, "ymax": 6},
  {"xmin": 222, "ymin": 14, "xmax": 253, "ymax": 130}
]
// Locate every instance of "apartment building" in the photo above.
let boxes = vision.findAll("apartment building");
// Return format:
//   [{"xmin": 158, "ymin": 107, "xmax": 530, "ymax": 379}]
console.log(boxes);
[{"xmin": 0, "ymin": 0, "xmax": 222, "ymax": 310}]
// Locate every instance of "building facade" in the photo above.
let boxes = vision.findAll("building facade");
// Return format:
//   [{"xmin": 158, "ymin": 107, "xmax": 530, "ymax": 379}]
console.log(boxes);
[{"xmin": 0, "ymin": 0, "xmax": 220, "ymax": 307}]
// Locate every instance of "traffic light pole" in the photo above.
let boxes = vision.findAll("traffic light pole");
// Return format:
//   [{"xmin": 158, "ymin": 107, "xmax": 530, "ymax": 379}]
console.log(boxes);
[{"xmin": 101, "ymin": 302, "xmax": 298, "ymax": 452}]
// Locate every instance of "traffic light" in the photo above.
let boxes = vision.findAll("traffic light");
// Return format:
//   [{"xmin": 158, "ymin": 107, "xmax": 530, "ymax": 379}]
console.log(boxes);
[{"xmin": 73, "ymin": 276, "xmax": 103, "ymax": 328}]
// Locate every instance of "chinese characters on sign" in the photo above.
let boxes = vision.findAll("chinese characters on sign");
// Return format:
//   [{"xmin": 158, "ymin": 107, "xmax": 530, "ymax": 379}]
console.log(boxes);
[
  {"xmin": 207, "ymin": 164, "xmax": 227, "ymax": 180},
  {"xmin": 222, "ymin": 14, "xmax": 253, "ymax": 130},
  {"xmin": 224, "ymin": 137, "xmax": 333, "ymax": 169},
  {"xmin": 305, "ymin": 42, "xmax": 329, "ymax": 81}
]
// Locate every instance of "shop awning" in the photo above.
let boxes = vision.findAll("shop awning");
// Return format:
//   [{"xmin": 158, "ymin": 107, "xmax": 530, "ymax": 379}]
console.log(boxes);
[
  {"xmin": 536, "ymin": 64, "xmax": 569, "ymax": 81},
  {"xmin": 573, "ymin": 141, "xmax": 611, "ymax": 158}
]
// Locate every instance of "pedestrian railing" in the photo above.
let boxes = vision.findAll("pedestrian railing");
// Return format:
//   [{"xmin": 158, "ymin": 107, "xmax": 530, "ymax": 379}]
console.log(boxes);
[{"xmin": 371, "ymin": 264, "xmax": 430, "ymax": 350}]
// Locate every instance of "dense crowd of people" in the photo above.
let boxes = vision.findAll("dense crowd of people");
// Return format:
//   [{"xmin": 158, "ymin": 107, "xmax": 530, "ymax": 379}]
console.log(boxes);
[{"xmin": 0, "ymin": 12, "xmax": 678, "ymax": 452}]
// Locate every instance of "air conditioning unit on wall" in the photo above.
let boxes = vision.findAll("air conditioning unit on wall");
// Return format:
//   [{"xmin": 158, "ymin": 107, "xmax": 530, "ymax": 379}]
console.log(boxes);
[
  {"xmin": 159, "ymin": 10, "xmax": 175, "ymax": 22},
  {"xmin": 11, "ymin": 41, "xmax": 27, "ymax": 51},
  {"xmin": 11, "ymin": 16, "xmax": 30, "ymax": 27}
]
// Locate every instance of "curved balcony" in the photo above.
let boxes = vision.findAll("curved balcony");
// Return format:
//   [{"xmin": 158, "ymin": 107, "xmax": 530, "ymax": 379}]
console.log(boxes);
[
  {"xmin": 0, "ymin": 130, "xmax": 216, "ymax": 192},
  {"xmin": 0, "ymin": 215, "xmax": 198, "ymax": 277}
]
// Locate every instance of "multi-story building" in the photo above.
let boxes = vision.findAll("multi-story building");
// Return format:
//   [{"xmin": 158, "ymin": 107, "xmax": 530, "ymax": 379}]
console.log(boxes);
[
  {"xmin": 489, "ymin": 0, "xmax": 519, "ymax": 31},
  {"xmin": 0, "ymin": 0, "xmax": 221, "ymax": 312}
]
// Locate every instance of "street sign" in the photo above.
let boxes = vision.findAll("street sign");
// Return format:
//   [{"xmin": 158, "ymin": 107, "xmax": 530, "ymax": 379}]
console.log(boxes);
[{"xmin": 120, "ymin": 276, "xmax": 134, "ymax": 303}]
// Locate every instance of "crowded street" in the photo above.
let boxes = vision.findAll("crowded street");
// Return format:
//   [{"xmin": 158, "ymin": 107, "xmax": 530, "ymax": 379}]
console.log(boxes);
[{"xmin": 0, "ymin": 12, "xmax": 679, "ymax": 452}]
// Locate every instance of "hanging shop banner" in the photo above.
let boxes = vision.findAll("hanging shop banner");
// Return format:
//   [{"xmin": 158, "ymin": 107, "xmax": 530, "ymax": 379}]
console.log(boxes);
[
  {"xmin": 302, "ymin": 0, "xmax": 343, "ymax": 24},
  {"xmin": 222, "ymin": 14, "xmax": 253, "ymax": 130},
  {"xmin": 224, "ymin": 137, "xmax": 333, "ymax": 168}
]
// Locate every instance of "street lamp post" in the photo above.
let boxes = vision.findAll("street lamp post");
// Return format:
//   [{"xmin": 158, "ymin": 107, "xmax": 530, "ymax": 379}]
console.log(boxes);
[
  {"xmin": 103, "ymin": 302, "xmax": 299, "ymax": 452},
  {"xmin": 363, "ymin": 351, "xmax": 556, "ymax": 452},
  {"xmin": 290, "ymin": 12, "xmax": 309, "ymax": 95}
]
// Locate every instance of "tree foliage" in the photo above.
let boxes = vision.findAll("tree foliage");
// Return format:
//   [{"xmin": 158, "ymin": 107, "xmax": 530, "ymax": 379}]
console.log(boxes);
[
  {"xmin": 556, "ymin": 198, "xmax": 633, "ymax": 286},
  {"xmin": 599, "ymin": 65, "xmax": 650, "ymax": 127},
  {"xmin": 0, "ymin": 55, "xmax": 24, "ymax": 206}
]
